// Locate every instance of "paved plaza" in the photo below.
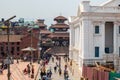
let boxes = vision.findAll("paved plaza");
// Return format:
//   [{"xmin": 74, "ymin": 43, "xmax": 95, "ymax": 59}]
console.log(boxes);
[
  {"xmin": 0, "ymin": 60, "xmax": 40, "ymax": 80},
  {"xmin": 36, "ymin": 57, "xmax": 72, "ymax": 80},
  {"xmin": 0, "ymin": 57, "xmax": 81, "ymax": 80}
]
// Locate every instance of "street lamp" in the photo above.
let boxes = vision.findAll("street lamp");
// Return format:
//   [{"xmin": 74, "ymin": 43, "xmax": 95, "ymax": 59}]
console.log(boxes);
[
  {"xmin": 28, "ymin": 27, "xmax": 33, "ymax": 64},
  {"xmin": 0, "ymin": 16, "xmax": 16, "ymax": 80},
  {"xmin": 38, "ymin": 47, "xmax": 42, "ymax": 64}
]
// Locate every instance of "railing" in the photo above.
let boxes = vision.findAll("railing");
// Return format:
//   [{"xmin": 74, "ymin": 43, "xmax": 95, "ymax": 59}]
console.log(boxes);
[
  {"xmin": 91, "ymin": 6, "xmax": 120, "ymax": 13},
  {"xmin": 103, "ymin": 54, "xmax": 119, "ymax": 60}
]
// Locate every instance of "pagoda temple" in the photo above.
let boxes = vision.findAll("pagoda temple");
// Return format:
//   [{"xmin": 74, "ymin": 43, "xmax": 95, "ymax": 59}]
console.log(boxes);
[
  {"xmin": 36, "ymin": 19, "xmax": 52, "ymax": 58},
  {"xmin": 49, "ymin": 15, "xmax": 69, "ymax": 54}
]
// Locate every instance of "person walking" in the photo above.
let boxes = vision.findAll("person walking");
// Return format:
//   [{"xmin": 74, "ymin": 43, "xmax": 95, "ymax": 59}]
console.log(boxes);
[
  {"xmin": 65, "ymin": 64, "xmax": 67, "ymax": 70},
  {"xmin": 54, "ymin": 66, "xmax": 57, "ymax": 73},
  {"xmin": 27, "ymin": 64, "xmax": 31, "ymax": 76},
  {"xmin": 58, "ymin": 67, "xmax": 62, "ymax": 76},
  {"xmin": 65, "ymin": 74, "xmax": 69, "ymax": 80},
  {"xmin": 31, "ymin": 65, "xmax": 34, "ymax": 74},
  {"xmin": 65, "ymin": 70, "xmax": 69, "ymax": 80},
  {"xmin": 64, "ymin": 70, "xmax": 66, "ymax": 79},
  {"xmin": 56, "ymin": 62, "xmax": 58, "ymax": 67},
  {"xmin": 49, "ymin": 70, "xmax": 52, "ymax": 78},
  {"xmin": 17, "ymin": 58, "xmax": 19, "ymax": 64},
  {"xmin": 46, "ymin": 70, "xmax": 49, "ymax": 77},
  {"xmin": 40, "ymin": 71, "xmax": 44, "ymax": 80},
  {"xmin": 52, "ymin": 57, "xmax": 54, "ymax": 62}
]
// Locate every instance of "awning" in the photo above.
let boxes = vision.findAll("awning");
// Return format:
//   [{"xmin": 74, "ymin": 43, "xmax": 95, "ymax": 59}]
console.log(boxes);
[{"xmin": 21, "ymin": 47, "xmax": 37, "ymax": 51}]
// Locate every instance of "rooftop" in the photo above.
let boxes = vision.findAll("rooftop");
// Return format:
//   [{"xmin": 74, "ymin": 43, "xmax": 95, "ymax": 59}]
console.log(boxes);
[
  {"xmin": 0, "ymin": 35, "xmax": 23, "ymax": 42},
  {"xmin": 50, "ymin": 24, "xmax": 69, "ymax": 28},
  {"xmin": 48, "ymin": 33, "xmax": 69, "ymax": 38},
  {"xmin": 54, "ymin": 16, "xmax": 67, "ymax": 21}
]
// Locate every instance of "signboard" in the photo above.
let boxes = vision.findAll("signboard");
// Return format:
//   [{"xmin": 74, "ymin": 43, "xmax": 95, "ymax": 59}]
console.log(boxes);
[{"xmin": 4, "ymin": 58, "xmax": 12, "ymax": 64}]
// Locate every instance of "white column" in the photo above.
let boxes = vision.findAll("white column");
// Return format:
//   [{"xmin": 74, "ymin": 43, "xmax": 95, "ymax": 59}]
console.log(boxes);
[
  {"xmin": 74, "ymin": 28, "xmax": 77, "ymax": 47},
  {"xmin": 114, "ymin": 22, "xmax": 117, "ymax": 54},
  {"xmin": 81, "ymin": 20, "xmax": 84, "ymax": 58},
  {"xmin": 113, "ymin": 22, "xmax": 119, "ymax": 70},
  {"xmin": 69, "ymin": 25, "xmax": 72, "ymax": 48},
  {"xmin": 101, "ymin": 21, "xmax": 105, "ymax": 57},
  {"xmin": 82, "ymin": 19, "xmax": 89, "ymax": 58},
  {"xmin": 73, "ymin": 27, "xmax": 75, "ymax": 61},
  {"xmin": 69, "ymin": 24, "xmax": 72, "ymax": 59},
  {"xmin": 79, "ymin": 22, "xmax": 82, "ymax": 57},
  {"xmin": 73, "ymin": 28, "xmax": 75, "ymax": 47}
]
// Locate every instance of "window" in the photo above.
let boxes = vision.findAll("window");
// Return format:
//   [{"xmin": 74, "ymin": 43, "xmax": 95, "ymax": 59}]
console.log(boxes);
[
  {"xmin": 6, "ymin": 47, "xmax": 8, "ymax": 51},
  {"xmin": 17, "ymin": 47, "xmax": 20, "ymax": 51},
  {"xmin": 17, "ymin": 53, "xmax": 19, "ymax": 55},
  {"xmin": 119, "ymin": 47, "xmax": 120, "ymax": 57},
  {"xmin": 11, "ymin": 47, "xmax": 14, "ymax": 52},
  {"xmin": 6, "ymin": 43, "xmax": 8, "ymax": 45},
  {"xmin": 11, "ymin": 42, "xmax": 14, "ymax": 45},
  {"xmin": 105, "ymin": 47, "xmax": 109, "ymax": 53},
  {"xmin": 17, "ymin": 42, "xmax": 20, "ymax": 45},
  {"xmin": 95, "ymin": 47, "xmax": 99, "ymax": 57},
  {"xmin": 95, "ymin": 26, "xmax": 99, "ymax": 34},
  {"xmin": 119, "ymin": 26, "xmax": 120, "ymax": 34},
  {"xmin": 1, "ymin": 47, "xmax": 4, "ymax": 51}
]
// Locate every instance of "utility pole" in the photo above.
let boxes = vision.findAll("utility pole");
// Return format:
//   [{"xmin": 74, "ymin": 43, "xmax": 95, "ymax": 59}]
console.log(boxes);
[
  {"xmin": 6, "ymin": 16, "xmax": 16, "ymax": 80},
  {"xmin": 38, "ymin": 31, "xmax": 42, "ymax": 64},
  {"xmin": 0, "ymin": 16, "xmax": 16, "ymax": 80},
  {"xmin": 30, "ymin": 29, "xmax": 33, "ymax": 64},
  {"xmin": 7, "ymin": 21, "xmax": 10, "ymax": 80},
  {"xmin": 28, "ymin": 28, "xmax": 33, "ymax": 64}
]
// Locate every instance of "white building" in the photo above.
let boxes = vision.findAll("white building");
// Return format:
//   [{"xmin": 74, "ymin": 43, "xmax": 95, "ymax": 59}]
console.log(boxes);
[{"xmin": 69, "ymin": 0, "xmax": 120, "ymax": 73}]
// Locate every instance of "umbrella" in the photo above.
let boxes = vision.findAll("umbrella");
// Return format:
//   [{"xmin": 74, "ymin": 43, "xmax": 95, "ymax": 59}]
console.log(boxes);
[
  {"xmin": 21, "ymin": 47, "xmax": 37, "ymax": 51},
  {"xmin": 54, "ymin": 53, "xmax": 68, "ymax": 56}
]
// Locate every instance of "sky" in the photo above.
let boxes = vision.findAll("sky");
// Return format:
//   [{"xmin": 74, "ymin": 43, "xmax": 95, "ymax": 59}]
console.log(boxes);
[{"xmin": 0, "ymin": 0, "xmax": 108, "ymax": 26}]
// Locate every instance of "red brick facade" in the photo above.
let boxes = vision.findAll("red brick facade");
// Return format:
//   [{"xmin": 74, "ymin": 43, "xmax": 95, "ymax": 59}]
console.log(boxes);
[
  {"xmin": 20, "ymin": 34, "xmax": 39, "ymax": 59},
  {"xmin": 0, "ymin": 34, "xmax": 39, "ymax": 59}
]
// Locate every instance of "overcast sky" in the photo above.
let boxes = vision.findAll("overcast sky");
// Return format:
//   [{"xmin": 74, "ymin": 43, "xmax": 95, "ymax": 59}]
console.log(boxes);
[{"xmin": 0, "ymin": 0, "xmax": 107, "ymax": 25}]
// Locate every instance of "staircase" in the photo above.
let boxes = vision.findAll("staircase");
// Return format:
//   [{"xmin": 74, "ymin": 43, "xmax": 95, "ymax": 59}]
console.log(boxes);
[{"xmin": 51, "ymin": 46, "xmax": 69, "ymax": 54}]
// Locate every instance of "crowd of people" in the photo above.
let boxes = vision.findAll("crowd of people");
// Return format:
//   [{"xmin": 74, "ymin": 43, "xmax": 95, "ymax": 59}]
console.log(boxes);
[
  {"xmin": 39, "ymin": 56, "xmax": 70, "ymax": 80},
  {"xmin": 40, "ymin": 58, "xmax": 52, "ymax": 80}
]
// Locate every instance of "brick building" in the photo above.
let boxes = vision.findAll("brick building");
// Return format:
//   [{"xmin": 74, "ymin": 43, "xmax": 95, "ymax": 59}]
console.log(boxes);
[
  {"xmin": 0, "ymin": 35, "xmax": 23, "ymax": 58},
  {"xmin": 0, "ymin": 34, "xmax": 39, "ymax": 59}
]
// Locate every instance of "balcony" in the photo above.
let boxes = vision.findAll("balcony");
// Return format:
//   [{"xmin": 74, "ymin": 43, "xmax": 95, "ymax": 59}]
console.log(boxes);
[{"xmin": 103, "ymin": 54, "xmax": 119, "ymax": 61}]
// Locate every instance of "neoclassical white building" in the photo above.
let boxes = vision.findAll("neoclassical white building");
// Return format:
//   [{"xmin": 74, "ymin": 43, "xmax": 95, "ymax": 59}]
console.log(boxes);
[{"xmin": 69, "ymin": 0, "xmax": 120, "ymax": 73}]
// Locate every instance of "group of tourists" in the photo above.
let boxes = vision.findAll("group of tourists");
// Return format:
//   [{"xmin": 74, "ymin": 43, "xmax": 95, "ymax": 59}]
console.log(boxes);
[
  {"xmin": 54, "ymin": 56, "xmax": 70, "ymax": 80},
  {"xmin": 39, "ymin": 55, "xmax": 70, "ymax": 80},
  {"xmin": 23, "ymin": 64, "xmax": 34, "ymax": 78},
  {"xmin": 40, "ymin": 58, "xmax": 52, "ymax": 80},
  {"xmin": 40, "ymin": 68, "xmax": 52, "ymax": 80}
]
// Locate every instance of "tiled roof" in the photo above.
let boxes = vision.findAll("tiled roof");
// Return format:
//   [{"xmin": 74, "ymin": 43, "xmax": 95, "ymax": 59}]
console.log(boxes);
[
  {"xmin": 50, "ymin": 24, "xmax": 69, "ymax": 28},
  {"xmin": 40, "ymin": 30, "xmax": 51, "ymax": 34},
  {"xmin": 0, "ymin": 35, "xmax": 23, "ymax": 42},
  {"xmin": 48, "ymin": 33, "xmax": 69, "ymax": 38},
  {"xmin": 54, "ymin": 16, "xmax": 67, "ymax": 21},
  {"xmin": 38, "ymin": 23, "xmax": 47, "ymax": 27}
]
